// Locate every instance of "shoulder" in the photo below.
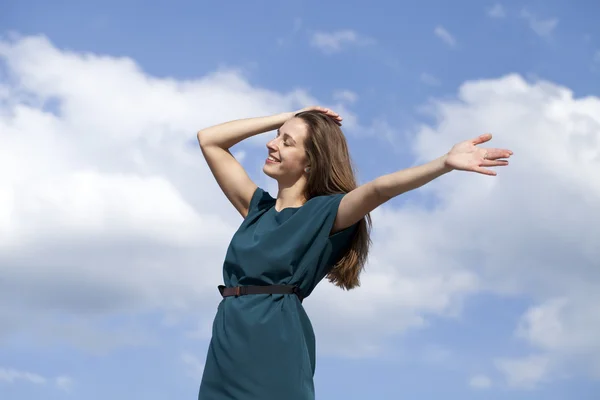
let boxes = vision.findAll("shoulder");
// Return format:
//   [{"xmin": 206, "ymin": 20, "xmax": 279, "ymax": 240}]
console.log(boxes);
[
  {"xmin": 253, "ymin": 187, "xmax": 275, "ymax": 203},
  {"xmin": 295, "ymin": 193, "xmax": 347, "ymax": 226},
  {"xmin": 305, "ymin": 193, "xmax": 358, "ymax": 246},
  {"xmin": 247, "ymin": 187, "xmax": 276, "ymax": 215},
  {"xmin": 305, "ymin": 192, "xmax": 345, "ymax": 210}
]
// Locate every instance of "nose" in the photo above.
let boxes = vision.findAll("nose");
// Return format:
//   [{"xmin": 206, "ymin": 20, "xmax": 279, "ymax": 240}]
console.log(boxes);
[{"xmin": 266, "ymin": 138, "xmax": 278, "ymax": 151}]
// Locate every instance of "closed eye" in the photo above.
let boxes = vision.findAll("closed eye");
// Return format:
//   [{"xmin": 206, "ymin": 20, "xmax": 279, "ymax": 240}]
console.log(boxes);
[{"xmin": 277, "ymin": 129, "xmax": 295, "ymax": 147}]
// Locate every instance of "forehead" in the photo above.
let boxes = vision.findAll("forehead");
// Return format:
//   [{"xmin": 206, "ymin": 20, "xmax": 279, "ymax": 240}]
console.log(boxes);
[{"xmin": 280, "ymin": 118, "xmax": 308, "ymax": 142}]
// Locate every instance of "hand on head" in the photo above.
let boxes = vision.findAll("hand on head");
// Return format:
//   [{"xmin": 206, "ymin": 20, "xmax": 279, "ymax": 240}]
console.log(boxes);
[{"xmin": 296, "ymin": 106, "xmax": 343, "ymax": 126}]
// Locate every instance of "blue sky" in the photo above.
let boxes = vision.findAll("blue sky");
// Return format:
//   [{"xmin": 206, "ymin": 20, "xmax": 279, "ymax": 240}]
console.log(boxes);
[{"xmin": 1, "ymin": 0, "xmax": 600, "ymax": 399}]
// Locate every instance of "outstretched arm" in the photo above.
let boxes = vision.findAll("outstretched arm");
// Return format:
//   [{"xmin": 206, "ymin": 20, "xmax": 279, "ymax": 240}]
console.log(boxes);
[{"xmin": 332, "ymin": 133, "xmax": 512, "ymax": 233}]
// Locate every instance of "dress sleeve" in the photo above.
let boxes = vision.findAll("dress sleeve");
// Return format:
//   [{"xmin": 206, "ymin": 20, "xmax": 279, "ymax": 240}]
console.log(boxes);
[
  {"xmin": 246, "ymin": 187, "xmax": 275, "ymax": 218},
  {"xmin": 311, "ymin": 193, "xmax": 359, "ymax": 266},
  {"xmin": 329, "ymin": 221, "xmax": 358, "ymax": 257}
]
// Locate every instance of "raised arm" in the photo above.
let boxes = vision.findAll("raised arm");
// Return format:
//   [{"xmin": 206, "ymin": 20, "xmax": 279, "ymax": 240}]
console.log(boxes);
[
  {"xmin": 197, "ymin": 113, "xmax": 294, "ymax": 217},
  {"xmin": 332, "ymin": 133, "xmax": 513, "ymax": 232}
]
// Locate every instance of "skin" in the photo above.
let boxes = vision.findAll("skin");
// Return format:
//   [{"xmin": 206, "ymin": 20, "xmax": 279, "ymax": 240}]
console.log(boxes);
[{"xmin": 197, "ymin": 106, "xmax": 513, "ymax": 233}]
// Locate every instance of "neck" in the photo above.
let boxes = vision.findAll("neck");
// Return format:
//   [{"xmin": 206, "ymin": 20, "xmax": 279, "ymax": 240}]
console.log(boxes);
[{"xmin": 275, "ymin": 179, "xmax": 307, "ymax": 211}]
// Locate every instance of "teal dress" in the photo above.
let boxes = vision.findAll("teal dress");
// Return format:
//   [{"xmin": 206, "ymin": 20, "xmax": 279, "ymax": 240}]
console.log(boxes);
[{"xmin": 198, "ymin": 187, "xmax": 358, "ymax": 400}]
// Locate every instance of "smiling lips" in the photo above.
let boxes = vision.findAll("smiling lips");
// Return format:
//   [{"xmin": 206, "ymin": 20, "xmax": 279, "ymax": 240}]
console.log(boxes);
[{"xmin": 266, "ymin": 155, "xmax": 280, "ymax": 164}]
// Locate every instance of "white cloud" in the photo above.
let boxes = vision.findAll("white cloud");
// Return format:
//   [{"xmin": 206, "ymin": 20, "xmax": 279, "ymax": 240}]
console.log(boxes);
[
  {"xmin": 434, "ymin": 26, "xmax": 456, "ymax": 47},
  {"xmin": 0, "ymin": 34, "xmax": 370, "ymax": 357},
  {"xmin": 0, "ymin": 34, "xmax": 326, "ymax": 347},
  {"xmin": 520, "ymin": 10, "xmax": 559, "ymax": 38},
  {"xmin": 310, "ymin": 30, "xmax": 374, "ymax": 54},
  {"xmin": 181, "ymin": 352, "xmax": 205, "ymax": 381},
  {"xmin": 55, "ymin": 375, "xmax": 74, "ymax": 391},
  {"xmin": 512, "ymin": 296, "xmax": 600, "ymax": 379},
  {"xmin": 0, "ymin": 367, "xmax": 73, "ymax": 391},
  {"xmin": 0, "ymin": 368, "xmax": 46, "ymax": 384},
  {"xmin": 420, "ymin": 72, "xmax": 441, "ymax": 86},
  {"xmin": 277, "ymin": 17, "xmax": 303, "ymax": 46},
  {"xmin": 495, "ymin": 355, "xmax": 552, "ymax": 389},
  {"xmin": 333, "ymin": 89, "xmax": 358, "ymax": 103},
  {"xmin": 310, "ymin": 72, "xmax": 600, "ymax": 375},
  {"xmin": 487, "ymin": 4, "xmax": 506, "ymax": 18},
  {"xmin": 469, "ymin": 374, "xmax": 492, "ymax": 389},
  {"xmin": 409, "ymin": 73, "xmax": 600, "ymax": 386}
]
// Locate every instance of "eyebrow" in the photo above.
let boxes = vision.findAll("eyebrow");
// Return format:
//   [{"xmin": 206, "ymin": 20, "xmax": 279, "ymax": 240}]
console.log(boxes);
[{"xmin": 277, "ymin": 129, "xmax": 296, "ymax": 144}]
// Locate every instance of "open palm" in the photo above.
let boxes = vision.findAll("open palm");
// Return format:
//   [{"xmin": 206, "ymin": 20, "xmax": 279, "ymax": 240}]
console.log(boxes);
[{"xmin": 445, "ymin": 133, "xmax": 513, "ymax": 176}]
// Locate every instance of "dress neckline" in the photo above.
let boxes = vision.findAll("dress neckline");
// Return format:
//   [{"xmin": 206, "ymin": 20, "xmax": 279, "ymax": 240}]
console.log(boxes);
[{"xmin": 273, "ymin": 205, "xmax": 301, "ymax": 214}]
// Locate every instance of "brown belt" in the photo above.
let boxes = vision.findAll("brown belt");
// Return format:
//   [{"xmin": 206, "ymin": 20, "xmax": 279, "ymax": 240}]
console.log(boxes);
[{"xmin": 218, "ymin": 284, "xmax": 304, "ymax": 303}]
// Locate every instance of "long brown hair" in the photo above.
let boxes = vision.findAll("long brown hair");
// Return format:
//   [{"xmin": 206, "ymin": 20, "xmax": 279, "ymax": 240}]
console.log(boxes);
[{"xmin": 295, "ymin": 110, "xmax": 372, "ymax": 290}]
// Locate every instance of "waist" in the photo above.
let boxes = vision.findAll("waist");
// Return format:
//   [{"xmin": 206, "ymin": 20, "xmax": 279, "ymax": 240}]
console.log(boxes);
[{"xmin": 218, "ymin": 284, "xmax": 304, "ymax": 303}]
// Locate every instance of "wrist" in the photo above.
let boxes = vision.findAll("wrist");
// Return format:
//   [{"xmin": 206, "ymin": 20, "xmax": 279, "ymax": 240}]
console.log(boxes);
[
  {"xmin": 277, "ymin": 111, "xmax": 295, "ymax": 121},
  {"xmin": 439, "ymin": 154, "xmax": 454, "ymax": 173}
]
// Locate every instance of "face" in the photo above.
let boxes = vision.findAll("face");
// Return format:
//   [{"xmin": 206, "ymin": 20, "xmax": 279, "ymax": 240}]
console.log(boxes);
[{"xmin": 263, "ymin": 117, "xmax": 309, "ymax": 183}]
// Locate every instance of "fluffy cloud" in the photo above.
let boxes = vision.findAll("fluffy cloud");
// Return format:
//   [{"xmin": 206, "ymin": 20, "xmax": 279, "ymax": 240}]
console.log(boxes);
[
  {"xmin": 434, "ymin": 26, "xmax": 457, "ymax": 47},
  {"xmin": 520, "ymin": 10, "xmax": 559, "ymax": 38},
  {"xmin": 311, "ymin": 73, "xmax": 599, "ymax": 384},
  {"xmin": 0, "ymin": 34, "xmax": 321, "ymax": 346},
  {"xmin": 407, "ymin": 73, "xmax": 600, "ymax": 385},
  {"xmin": 333, "ymin": 89, "xmax": 359, "ymax": 104},
  {"xmin": 0, "ymin": 368, "xmax": 46, "ymax": 385},
  {"xmin": 310, "ymin": 30, "xmax": 374, "ymax": 54},
  {"xmin": 420, "ymin": 72, "xmax": 441, "ymax": 86},
  {"xmin": 487, "ymin": 4, "xmax": 506, "ymax": 19},
  {"xmin": 495, "ymin": 355, "xmax": 552, "ymax": 389},
  {"xmin": 0, "ymin": 34, "xmax": 368, "ymax": 352},
  {"xmin": 1, "ymin": 35, "xmax": 599, "ymax": 391},
  {"xmin": 0, "ymin": 367, "xmax": 72, "ymax": 391},
  {"xmin": 469, "ymin": 374, "xmax": 492, "ymax": 389},
  {"xmin": 181, "ymin": 352, "xmax": 205, "ymax": 381}
]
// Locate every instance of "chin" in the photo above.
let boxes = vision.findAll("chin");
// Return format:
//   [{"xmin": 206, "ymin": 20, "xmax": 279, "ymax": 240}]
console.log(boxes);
[{"xmin": 262, "ymin": 164, "xmax": 277, "ymax": 178}]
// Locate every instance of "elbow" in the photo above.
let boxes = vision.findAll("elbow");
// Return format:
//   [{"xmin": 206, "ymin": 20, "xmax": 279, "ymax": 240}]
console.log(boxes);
[
  {"xmin": 196, "ymin": 130, "xmax": 208, "ymax": 147},
  {"xmin": 197, "ymin": 130, "xmax": 223, "ymax": 149}
]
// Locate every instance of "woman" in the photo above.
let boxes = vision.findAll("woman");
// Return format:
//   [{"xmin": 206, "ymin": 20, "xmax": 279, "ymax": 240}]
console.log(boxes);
[{"xmin": 196, "ymin": 106, "xmax": 512, "ymax": 399}]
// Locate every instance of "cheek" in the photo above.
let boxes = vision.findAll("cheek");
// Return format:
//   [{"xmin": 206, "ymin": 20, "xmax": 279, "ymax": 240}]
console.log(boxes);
[
  {"xmin": 288, "ymin": 152, "xmax": 307, "ymax": 169},
  {"xmin": 281, "ymin": 149, "xmax": 301, "ymax": 163}
]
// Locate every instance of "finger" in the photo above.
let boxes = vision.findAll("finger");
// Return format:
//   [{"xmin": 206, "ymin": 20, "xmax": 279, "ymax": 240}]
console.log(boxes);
[
  {"xmin": 472, "ymin": 166, "xmax": 497, "ymax": 176},
  {"xmin": 324, "ymin": 110, "xmax": 343, "ymax": 123},
  {"xmin": 484, "ymin": 149, "xmax": 513, "ymax": 159},
  {"xmin": 472, "ymin": 133, "xmax": 492, "ymax": 145},
  {"xmin": 481, "ymin": 159, "xmax": 509, "ymax": 167},
  {"xmin": 309, "ymin": 106, "xmax": 342, "ymax": 123},
  {"xmin": 310, "ymin": 106, "xmax": 327, "ymax": 113}
]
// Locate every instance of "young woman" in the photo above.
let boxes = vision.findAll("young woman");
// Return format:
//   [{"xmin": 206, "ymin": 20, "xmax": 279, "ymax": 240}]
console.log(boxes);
[{"xmin": 196, "ymin": 106, "xmax": 512, "ymax": 399}]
